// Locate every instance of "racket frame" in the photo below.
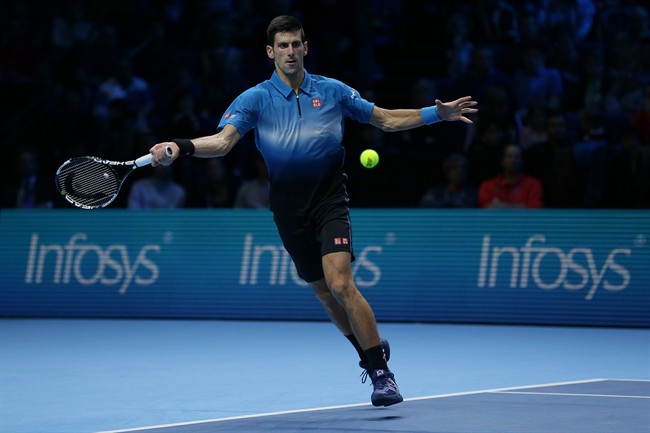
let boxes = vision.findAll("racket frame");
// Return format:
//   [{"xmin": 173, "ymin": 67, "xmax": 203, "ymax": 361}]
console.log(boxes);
[{"xmin": 55, "ymin": 147, "xmax": 171, "ymax": 209}]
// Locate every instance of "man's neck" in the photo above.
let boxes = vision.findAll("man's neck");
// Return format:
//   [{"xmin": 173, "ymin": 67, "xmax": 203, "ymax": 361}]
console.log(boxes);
[
  {"xmin": 502, "ymin": 172, "xmax": 520, "ymax": 183},
  {"xmin": 277, "ymin": 68, "xmax": 304, "ymax": 93}
]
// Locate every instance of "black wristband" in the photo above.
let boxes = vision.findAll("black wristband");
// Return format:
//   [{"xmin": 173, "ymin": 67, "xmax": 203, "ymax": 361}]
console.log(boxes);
[{"xmin": 172, "ymin": 138, "xmax": 195, "ymax": 157}]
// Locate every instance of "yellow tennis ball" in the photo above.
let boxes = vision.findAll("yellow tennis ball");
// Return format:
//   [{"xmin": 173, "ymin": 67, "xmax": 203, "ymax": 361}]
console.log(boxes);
[{"xmin": 360, "ymin": 149, "xmax": 379, "ymax": 168}]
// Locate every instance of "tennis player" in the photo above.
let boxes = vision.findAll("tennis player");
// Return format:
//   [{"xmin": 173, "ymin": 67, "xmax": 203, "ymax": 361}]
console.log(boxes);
[{"xmin": 151, "ymin": 15, "xmax": 477, "ymax": 407}]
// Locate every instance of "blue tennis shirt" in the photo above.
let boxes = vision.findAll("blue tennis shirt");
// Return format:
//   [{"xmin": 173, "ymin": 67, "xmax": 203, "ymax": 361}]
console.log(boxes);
[{"xmin": 218, "ymin": 70, "xmax": 375, "ymax": 215}]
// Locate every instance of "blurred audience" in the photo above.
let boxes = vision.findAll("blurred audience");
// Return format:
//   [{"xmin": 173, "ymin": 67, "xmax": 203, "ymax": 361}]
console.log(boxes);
[
  {"xmin": 234, "ymin": 155, "xmax": 270, "ymax": 209},
  {"xmin": 513, "ymin": 46, "xmax": 564, "ymax": 117},
  {"xmin": 1, "ymin": 0, "xmax": 648, "ymax": 209},
  {"xmin": 127, "ymin": 165, "xmax": 186, "ymax": 209},
  {"xmin": 2, "ymin": 150, "xmax": 54, "ymax": 209},
  {"xmin": 189, "ymin": 158, "xmax": 235, "ymax": 208},
  {"xmin": 524, "ymin": 111, "xmax": 581, "ymax": 208},
  {"xmin": 632, "ymin": 84, "xmax": 650, "ymax": 145}
]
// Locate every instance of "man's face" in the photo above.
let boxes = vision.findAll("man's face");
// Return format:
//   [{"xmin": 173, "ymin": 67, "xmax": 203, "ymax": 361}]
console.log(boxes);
[
  {"xmin": 501, "ymin": 145, "xmax": 524, "ymax": 174},
  {"xmin": 266, "ymin": 30, "xmax": 307, "ymax": 78}
]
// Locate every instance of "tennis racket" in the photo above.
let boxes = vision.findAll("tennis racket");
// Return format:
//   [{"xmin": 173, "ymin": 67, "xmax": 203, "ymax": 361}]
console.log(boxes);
[{"xmin": 55, "ymin": 147, "xmax": 173, "ymax": 209}]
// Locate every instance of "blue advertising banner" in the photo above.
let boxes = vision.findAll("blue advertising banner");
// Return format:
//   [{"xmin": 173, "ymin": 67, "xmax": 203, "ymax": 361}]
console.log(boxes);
[{"xmin": 1, "ymin": 209, "xmax": 648, "ymax": 326}]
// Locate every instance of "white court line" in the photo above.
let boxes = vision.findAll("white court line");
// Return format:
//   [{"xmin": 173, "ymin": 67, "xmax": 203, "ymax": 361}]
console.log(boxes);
[
  {"xmin": 493, "ymin": 391, "xmax": 650, "ymax": 399},
  {"xmin": 605, "ymin": 378, "xmax": 650, "ymax": 382},
  {"xmin": 94, "ymin": 378, "xmax": 639, "ymax": 433}
]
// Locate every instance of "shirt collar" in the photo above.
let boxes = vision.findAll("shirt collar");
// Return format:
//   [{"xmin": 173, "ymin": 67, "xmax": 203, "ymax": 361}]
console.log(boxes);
[{"xmin": 270, "ymin": 70, "xmax": 312, "ymax": 97}]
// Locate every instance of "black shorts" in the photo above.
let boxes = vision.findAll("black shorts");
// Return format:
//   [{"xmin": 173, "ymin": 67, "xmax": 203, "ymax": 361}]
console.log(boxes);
[{"xmin": 273, "ymin": 204, "xmax": 355, "ymax": 283}]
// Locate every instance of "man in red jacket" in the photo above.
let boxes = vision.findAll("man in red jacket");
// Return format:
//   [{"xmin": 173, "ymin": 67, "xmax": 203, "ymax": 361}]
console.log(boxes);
[{"xmin": 478, "ymin": 144, "xmax": 544, "ymax": 208}]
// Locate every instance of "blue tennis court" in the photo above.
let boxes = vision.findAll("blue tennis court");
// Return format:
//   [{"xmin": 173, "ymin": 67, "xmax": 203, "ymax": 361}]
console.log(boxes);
[
  {"xmin": 96, "ymin": 379, "xmax": 650, "ymax": 433},
  {"xmin": 1, "ymin": 319, "xmax": 649, "ymax": 433}
]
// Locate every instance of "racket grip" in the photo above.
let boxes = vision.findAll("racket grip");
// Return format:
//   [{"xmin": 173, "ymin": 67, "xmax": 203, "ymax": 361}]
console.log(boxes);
[
  {"xmin": 134, "ymin": 147, "xmax": 173, "ymax": 167},
  {"xmin": 135, "ymin": 154, "xmax": 153, "ymax": 167}
]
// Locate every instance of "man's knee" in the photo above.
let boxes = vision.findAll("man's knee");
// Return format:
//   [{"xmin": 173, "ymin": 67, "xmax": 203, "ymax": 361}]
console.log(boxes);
[
  {"xmin": 311, "ymin": 279, "xmax": 334, "ymax": 303},
  {"xmin": 327, "ymin": 277, "xmax": 360, "ymax": 306}
]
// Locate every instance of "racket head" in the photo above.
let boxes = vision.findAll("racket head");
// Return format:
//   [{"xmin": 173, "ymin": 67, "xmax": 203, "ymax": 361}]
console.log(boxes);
[{"xmin": 55, "ymin": 156, "xmax": 123, "ymax": 209}]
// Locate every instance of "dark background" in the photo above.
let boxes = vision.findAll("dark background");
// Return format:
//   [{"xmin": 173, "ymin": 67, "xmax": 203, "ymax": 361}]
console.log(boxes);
[{"xmin": 1, "ymin": 0, "xmax": 649, "ymax": 209}]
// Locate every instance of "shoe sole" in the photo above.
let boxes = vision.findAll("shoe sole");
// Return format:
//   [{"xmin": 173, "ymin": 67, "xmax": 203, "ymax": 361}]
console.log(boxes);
[{"xmin": 372, "ymin": 395, "xmax": 404, "ymax": 407}]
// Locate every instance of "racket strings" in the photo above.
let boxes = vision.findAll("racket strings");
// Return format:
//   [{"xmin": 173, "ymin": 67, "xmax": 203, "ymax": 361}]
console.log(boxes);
[{"xmin": 57, "ymin": 158, "xmax": 120, "ymax": 207}]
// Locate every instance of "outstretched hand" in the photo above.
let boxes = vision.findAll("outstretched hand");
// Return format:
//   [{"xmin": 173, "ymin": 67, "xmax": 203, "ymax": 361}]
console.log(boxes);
[{"xmin": 435, "ymin": 96, "xmax": 478, "ymax": 124}]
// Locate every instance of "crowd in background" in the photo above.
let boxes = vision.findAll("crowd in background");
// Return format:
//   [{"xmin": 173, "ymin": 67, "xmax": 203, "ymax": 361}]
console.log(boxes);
[{"xmin": 1, "ymin": 0, "xmax": 649, "ymax": 209}]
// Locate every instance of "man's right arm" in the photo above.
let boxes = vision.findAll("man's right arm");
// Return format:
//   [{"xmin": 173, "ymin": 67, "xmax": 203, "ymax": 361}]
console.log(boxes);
[{"xmin": 150, "ymin": 124, "xmax": 241, "ymax": 166}]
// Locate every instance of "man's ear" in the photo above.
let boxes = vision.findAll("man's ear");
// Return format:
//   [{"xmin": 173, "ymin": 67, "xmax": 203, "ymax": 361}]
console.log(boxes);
[
  {"xmin": 266, "ymin": 45, "xmax": 274, "ymax": 59},
  {"xmin": 304, "ymin": 41, "xmax": 308, "ymax": 56}
]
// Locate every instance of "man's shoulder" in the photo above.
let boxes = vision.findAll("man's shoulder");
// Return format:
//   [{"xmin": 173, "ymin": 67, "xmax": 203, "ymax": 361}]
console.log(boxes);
[
  {"xmin": 230, "ymin": 82, "xmax": 277, "ymax": 110},
  {"xmin": 309, "ymin": 74, "xmax": 348, "ymax": 89},
  {"xmin": 242, "ymin": 81, "xmax": 274, "ymax": 97}
]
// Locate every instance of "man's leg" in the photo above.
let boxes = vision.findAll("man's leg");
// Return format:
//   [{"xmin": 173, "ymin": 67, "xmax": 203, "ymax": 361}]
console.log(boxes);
[
  {"xmin": 311, "ymin": 277, "xmax": 391, "ymax": 369},
  {"xmin": 319, "ymin": 251, "xmax": 381, "ymax": 352},
  {"xmin": 320, "ymin": 251, "xmax": 402, "ymax": 406},
  {"xmin": 310, "ymin": 278, "xmax": 354, "ymax": 336}
]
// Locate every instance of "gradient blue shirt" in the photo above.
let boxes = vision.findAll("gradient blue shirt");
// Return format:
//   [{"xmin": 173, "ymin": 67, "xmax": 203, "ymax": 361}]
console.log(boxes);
[{"xmin": 218, "ymin": 70, "xmax": 375, "ymax": 214}]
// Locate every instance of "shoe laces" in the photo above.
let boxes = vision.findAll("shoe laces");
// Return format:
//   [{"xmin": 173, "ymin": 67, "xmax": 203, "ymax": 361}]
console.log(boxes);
[
  {"xmin": 371, "ymin": 370, "xmax": 395, "ymax": 390},
  {"xmin": 360, "ymin": 369, "xmax": 370, "ymax": 384}
]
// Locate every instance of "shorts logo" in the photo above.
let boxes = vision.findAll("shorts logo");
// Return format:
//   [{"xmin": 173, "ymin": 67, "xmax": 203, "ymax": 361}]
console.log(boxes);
[
  {"xmin": 333, "ymin": 237, "xmax": 349, "ymax": 245},
  {"xmin": 311, "ymin": 98, "xmax": 322, "ymax": 108}
]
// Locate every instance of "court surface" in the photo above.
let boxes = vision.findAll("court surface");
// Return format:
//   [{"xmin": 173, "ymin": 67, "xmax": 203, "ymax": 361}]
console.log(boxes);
[
  {"xmin": 1, "ymin": 320, "xmax": 649, "ymax": 433},
  {"xmin": 96, "ymin": 379, "xmax": 650, "ymax": 433}
]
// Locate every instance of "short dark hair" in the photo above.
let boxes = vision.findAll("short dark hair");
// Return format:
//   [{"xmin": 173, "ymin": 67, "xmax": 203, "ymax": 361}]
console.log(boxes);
[{"xmin": 266, "ymin": 15, "xmax": 305, "ymax": 46}]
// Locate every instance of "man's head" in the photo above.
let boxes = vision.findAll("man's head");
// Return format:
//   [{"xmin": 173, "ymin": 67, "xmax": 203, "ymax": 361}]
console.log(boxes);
[
  {"xmin": 500, "ymin": 144, "xmax": 525, "ymax": 176},
  {"xmin": 266, "ymin": 15, "xmax": 308, "ymax": 82},
  {"xmin": 266, "ymin": 15, "xmax": 305, "ymax": 46},
  {"xmin": 442, "ymin": 153, "xmax": 469, "ymax": 185}
]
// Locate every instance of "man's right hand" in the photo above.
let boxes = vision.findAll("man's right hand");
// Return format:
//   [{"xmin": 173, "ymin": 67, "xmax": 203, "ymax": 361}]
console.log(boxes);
[{"xmin": 149, "ymin": 142, "xmax": 177, "ymax": 166}]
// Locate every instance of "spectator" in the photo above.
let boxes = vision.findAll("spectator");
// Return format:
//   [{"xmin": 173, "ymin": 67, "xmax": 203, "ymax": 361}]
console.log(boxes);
[
  {"xmin": 419, "ymin": 153, "xmax": 477, "ymax": 208},
  {"xmin": 93, "ymin": 58, "xmax": 154, "ymax": 160},
  {"xmin": 543, "ymin": 0, "xmax": 597, "ymax": 41},
  {"xmin": 189, "ymin": 158, "xmax": 234, "ymax": 208},
  {"xmin": 604, "ymin": 73, "xmax": 646, "ymax": 116},
  {"xmin": 443, "ymin": 13, "xmax": 474, "ymax": 77},
  {"xmin": 127, "ymin": 165, "xmax": 186, "ymax": 209},
  {"xmin": 551, "ymin": 31, "xmax": 583, "ymax": 111},
  {"xmin": 632, "ymin": 83, "xmax": 650, "ymax": 145},
  {"xmin": 606, "ymin": 6, "xmax": 650, "ymax": 80},
  {"xmin": 478, "ymin": 144, "xmax": 544, "ymax": 208},
  {"xmin": 573, "ymin": 109, "xmax": 616, "ymax": 207},
  {"xmin": 467, "ymin": 119, "xmax": 509, "ymax": 185},
  {"xmin": 525, "ymin": 111, "xmax": 581, "ymax": 207},
  {"xmin": 93, "ymin": 58, "xmax": 153, "ymax": 127},
  {"xmin": 518, "ymin": 103, "xmax": 548, "ymax": 150},
  {"xmin": 385, "ymin": 78, "xmax": 458, "ymax": 159},
  {"xmin": 454, "ymin": 44, "xmax": 511, "ymax": 108},
  {"xmin": 502, "ymin": 10, "xmax": 555, "ymax": 75},
  {"xmin": 608, "ymin": 128, "xmax": 649, "ymax": 208},
  {"xmin": 476, "ymin": 0, "xmax": 518, "ymax": 43},
  {"xmin": 571, "ymin": 47, "xmax": 607, "ymax": 113},
  {"xmin": 170, "ymin": 92, "xmax": 206, "ymax": 139},
  {"xmin": 513, "ymin": 46, "xmax": 564, "ymax": 116},
  {"xmin": 2, "ymin": 150, "xmax": 54, "ymax": 208}
]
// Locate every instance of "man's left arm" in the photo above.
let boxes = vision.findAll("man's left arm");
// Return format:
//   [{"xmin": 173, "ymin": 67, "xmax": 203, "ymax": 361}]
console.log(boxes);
[{"xmin": 369, "ymin": 96, "xmax": 478, "ymax": 132}]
